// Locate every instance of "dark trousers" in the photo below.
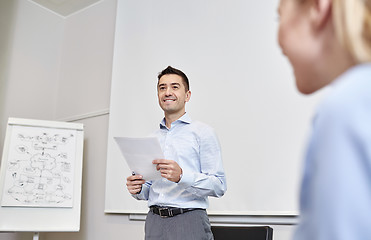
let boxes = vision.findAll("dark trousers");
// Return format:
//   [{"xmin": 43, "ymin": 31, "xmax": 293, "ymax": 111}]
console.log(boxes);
[{"xmin": 145, "ymin": 209, "xmax": 214, "ymax": 240}]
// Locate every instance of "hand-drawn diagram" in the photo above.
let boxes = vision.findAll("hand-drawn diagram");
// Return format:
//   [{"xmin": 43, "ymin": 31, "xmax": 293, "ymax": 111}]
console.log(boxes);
[{"xmin": 1, "ymin": 125, "xmax": 77, "ymax": 208}]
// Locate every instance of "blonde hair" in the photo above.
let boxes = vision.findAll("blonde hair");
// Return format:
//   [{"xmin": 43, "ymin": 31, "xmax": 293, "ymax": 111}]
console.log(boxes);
[{"xmin": 333, "ymin": 0, "xmax": 371, "ymax": 62}]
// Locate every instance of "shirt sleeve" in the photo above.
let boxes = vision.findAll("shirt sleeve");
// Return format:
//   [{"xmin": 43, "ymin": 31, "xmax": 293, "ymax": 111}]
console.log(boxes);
[
  {"xmin": 177, "ymin": 127, "xmax": 227, "ymax": 198},
  {"xmin": 294, "ymin": 96, "xmax": 371, "ymax": 240}
]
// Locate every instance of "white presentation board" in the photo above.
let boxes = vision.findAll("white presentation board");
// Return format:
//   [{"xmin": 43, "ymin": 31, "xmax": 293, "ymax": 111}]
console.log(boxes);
[
  {"xmin": 105, "ymin": 0, "xmax": 324, "ymax": 216},
  {"xmin": 0, "ymin": 118, "xmax": 84, "ymax": 232}
]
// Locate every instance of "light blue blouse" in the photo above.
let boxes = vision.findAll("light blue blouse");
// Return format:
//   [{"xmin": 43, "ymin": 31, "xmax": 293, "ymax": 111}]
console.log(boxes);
[
  {"xmin": 134, "ymin": 113, "xmax": 227, "ymax": 209},
  {"xmin": 294, "ymin": 64, "xmax": 371, "ymax": 240}
]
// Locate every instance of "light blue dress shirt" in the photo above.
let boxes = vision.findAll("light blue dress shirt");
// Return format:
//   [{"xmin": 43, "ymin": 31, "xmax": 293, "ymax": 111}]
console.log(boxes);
[
  {"xmin": 294, "ymin": 64, "xmax": 371, "ymax": 240},
  {"xmin": 134, "ymin": 113, "xmax": 227, "ymax": 209}
]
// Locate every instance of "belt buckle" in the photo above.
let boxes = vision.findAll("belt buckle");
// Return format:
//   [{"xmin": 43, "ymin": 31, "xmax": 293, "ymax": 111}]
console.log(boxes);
[{"xmin": 159, "ymin": 207, "xmax": 172, "ymax": 218}]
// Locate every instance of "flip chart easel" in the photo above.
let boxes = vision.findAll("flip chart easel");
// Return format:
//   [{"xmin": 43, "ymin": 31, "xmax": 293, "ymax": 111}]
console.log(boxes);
[{"xmin": 0, "ymin": 118, "xmax": 84, "ymax": 233}]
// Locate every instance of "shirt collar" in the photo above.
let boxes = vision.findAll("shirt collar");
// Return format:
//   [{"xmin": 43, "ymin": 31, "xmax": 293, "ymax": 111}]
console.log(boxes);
[
  {"xmin": 331, "ymin": 63, "xmax": 371, "ymax": 88},
  {"xmin": 159, "ymin": 112, "xmax": 192, "ymax": 129}
]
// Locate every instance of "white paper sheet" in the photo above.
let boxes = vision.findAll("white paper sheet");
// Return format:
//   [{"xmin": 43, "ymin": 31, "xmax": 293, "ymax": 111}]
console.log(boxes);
[
  {"xmin": 1, "ymin": 125, "xmax": 77, "ymax": 208},
  {"xmin": 114, "ymin": 137, "xmax": 163, "ymax": 181}
]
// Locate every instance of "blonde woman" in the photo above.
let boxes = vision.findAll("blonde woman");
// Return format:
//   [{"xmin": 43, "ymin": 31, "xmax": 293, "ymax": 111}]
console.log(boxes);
[{"xmin": 278, "ymin": 0, "xmax": 371, "ymax": 239}]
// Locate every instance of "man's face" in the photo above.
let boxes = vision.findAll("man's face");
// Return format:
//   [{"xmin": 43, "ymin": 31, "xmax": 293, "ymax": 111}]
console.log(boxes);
[{"xmin": 157, "ymin": 74, "xmax": 191, "ymax": 115}]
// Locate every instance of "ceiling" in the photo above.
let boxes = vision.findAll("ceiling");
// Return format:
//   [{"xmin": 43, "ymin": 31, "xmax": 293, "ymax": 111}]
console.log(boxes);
[{"xmin": 30, "ymin": 0, "xmax": 102, "ymax": 17}]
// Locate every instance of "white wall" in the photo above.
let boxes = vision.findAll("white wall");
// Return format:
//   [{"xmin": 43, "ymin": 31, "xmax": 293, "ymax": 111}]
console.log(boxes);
[
  {"xmin": 0, "ymin": 0, "xmax": 16, "ymax": 138},
  {"xmin": 0, "ymin": 0, "xmax": 296, "ymax": 239},
  {"xmin": 0, "ymin": 0, "xmax": 63, "ymax": 140},
  {"xmin": 54, "ymin": 0, "xmax": 113, "ymax": 119}
]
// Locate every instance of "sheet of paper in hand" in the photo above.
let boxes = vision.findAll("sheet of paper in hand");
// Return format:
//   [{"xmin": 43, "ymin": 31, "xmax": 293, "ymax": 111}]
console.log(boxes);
[{"xmin": 114, "ymin": 136, "xmax": 163, "ymax": 181}]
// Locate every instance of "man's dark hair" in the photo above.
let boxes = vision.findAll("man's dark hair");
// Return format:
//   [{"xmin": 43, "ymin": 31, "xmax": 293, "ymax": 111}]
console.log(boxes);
[{"xmin": 158, "ymin": 66, "xmax": 190, "ymax": 91}]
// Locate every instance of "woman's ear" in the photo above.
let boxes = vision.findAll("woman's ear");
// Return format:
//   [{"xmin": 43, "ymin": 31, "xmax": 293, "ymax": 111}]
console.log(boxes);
[{"xmin": 309, "ymin": 0, "xmax": 332, "ymax": 30}]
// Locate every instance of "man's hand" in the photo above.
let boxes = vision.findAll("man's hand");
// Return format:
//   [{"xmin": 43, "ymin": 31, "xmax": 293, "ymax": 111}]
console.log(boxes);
[
  {"xmin": 153, "ymin": 159, "xmax": 182, "ymax": 183},
  {"xmin": 126, "ymin": 175, "xmax": 146, "ymax": 195}
]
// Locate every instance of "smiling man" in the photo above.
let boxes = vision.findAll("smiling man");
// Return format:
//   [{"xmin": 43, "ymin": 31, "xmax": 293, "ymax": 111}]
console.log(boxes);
[{"xmin": 126, "ymin": 66, "xmax": 227, "ymax": 240}]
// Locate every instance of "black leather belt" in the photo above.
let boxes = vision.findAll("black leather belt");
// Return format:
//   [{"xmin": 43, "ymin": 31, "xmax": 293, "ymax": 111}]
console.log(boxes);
[{"xmin": 150, "ymin": 205, "xmax": 202, "ymax": 218}]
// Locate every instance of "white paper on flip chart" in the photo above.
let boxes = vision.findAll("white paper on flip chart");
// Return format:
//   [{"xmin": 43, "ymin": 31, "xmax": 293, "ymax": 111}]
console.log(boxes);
[{"xmin": 114, "ymin": 137, "xmax": 163, "ymax": 181}]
